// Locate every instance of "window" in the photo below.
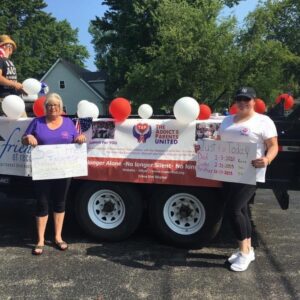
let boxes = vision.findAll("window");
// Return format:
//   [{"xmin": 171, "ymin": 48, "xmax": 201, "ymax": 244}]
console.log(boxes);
[{"xmin": 59, "ymin": 81, "xmax": 65, "ymax": 89}]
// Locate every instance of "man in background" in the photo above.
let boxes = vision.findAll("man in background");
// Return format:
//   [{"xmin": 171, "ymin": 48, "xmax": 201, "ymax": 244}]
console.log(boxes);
[{"xmin": 0, "ymin": 35, "xmax": 24, "ymax": 115}]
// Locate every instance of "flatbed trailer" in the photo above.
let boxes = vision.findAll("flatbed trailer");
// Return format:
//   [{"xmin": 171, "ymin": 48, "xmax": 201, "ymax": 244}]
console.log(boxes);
[{"xmin": 0, "ymin": 104, "xmax": 299, "ymax": 247}]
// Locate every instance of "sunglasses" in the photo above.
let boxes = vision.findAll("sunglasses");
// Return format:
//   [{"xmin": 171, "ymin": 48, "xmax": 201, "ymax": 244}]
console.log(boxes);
[
  {"xmin": 235, "ymin": 97, "xmax": 252, "ymax": 102},
  {"xmin": 5, "ymin": 44, "xmax": 13, "ymax": 49}
]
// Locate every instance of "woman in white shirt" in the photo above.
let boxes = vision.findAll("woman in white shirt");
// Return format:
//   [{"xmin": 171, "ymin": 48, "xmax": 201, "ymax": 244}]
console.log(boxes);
[{"xmin": 218, "ymin": 87, "xmax": 278, "ymax": 272}]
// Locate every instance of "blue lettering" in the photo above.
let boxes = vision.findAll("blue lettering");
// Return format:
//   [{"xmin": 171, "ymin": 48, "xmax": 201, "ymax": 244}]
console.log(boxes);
[{"xmin": 0, "ymin": 128, "xmax": 31, "ymax": 159}]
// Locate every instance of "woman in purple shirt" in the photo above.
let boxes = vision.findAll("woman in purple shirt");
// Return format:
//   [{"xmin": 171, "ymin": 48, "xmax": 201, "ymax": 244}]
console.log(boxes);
[{"xmin": 22, "ymin": 93, "xmax": 86, "ymax": 255}]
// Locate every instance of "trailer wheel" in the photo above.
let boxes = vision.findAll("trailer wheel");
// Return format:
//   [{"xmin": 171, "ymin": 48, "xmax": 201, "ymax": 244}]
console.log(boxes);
[
  {"xmin": 149, "ymin": 187, "xmax": 224, "ymax": 248},
  {"xmin": 74, "ymin": 182, "xmax": 143, "ymax": 241}
]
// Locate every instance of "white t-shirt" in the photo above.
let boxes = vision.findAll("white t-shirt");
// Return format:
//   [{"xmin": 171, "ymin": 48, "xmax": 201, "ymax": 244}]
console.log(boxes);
[{"xmin": 219, "ymin": 113, "xmax": 277, "ymax": 182}]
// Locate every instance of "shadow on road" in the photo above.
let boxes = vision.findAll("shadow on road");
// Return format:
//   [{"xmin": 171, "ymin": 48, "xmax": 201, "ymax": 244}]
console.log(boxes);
[{"xmin": 0, "ymin": 194, "xmax": 258, "ymax": 271}]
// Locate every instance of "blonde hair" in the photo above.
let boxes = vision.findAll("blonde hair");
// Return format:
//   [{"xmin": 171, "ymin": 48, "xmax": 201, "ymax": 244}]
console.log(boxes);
[{"xmin": 44, "ymin": 93, "xmax": 64, "ymax": 112}]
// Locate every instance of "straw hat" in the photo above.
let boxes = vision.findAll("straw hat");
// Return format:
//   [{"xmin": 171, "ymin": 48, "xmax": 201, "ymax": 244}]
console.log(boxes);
[{"xmin": 0, "ymin": 35, "xmax": 17, "ymax": 51}]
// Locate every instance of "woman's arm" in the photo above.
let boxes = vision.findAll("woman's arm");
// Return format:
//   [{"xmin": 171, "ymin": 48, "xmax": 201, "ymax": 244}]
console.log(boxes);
[
  {"xmin": 22, "ymin": 134, "xmax": 38, "ymax": 146},
  {"xmin": 264, "ymin": 136, "xmax": 279, "ymax": 164},
  {"xmin": 252, "ymin": 136, "xmax": 278, "ymax": 168}
]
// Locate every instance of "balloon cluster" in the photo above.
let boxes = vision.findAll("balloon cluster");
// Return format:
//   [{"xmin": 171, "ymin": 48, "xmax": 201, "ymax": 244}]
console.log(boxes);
[
  {"xmin": 138, "ymin": 104, "xmax": 153, "ymax": 119},
  {"xmin": 2, "ymin": 95, "xmax": 25, "ymax": 119},
  {"xmin": 23, "ymin": 78, "xmax": 41, "ymax": 96},
  {"xmin": 173, "ymin": 97, "xmax": 199, "ymax": 123},
  {"xmin": 107, "ymin": 96, "xmax": 212, "ymax": 124},
  {"xmin": 109, "ymin": 98, "xmax": 132, "ymax": 122},
  {"xmin": 229, "ymin": 93, "xmax": 294, "ymax": 115},
  {"xmin": 0, "ymin": 78, "xmax": 49, "ymax": 118},
  {"xmin": 33, "ymin": 96, "xmax": 46, "ymax": 117},
  {"xmin": 77, "ymin": 100, "xmax": 99, "ymax": 118},
  {"xmin": 275, "ymin": 93, "xmax": 294, "ymax": 110},
  {"xmin": 22, "ymin": 78, "xmax": 50, "ymax": 117},
  {"xmin": 229, "ymin": 99, "xmax": 266, "ymax": 115},
  {"xmin": 198, "ymin": 104, "xmax": 212, "ymax": 120}
]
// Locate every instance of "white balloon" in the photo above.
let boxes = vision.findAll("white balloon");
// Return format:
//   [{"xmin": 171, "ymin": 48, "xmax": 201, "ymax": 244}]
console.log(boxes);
[
  {"xmin": 173, "ymin": 97, "xmax": 200, "ymax": 124},
  {"xmin": 2, "ymin": 95, "xmax": 25, "ymax": 119},
  {"xmin": 22, "ymin": 78, "xmax": 41, "ymax": 95},
  {"xmin": 89, "ymin": 102, "xmax": 100, "ymax": 119},
  {"xmin": 77, "ymin": 100, "xmax": 89, "ymax": 109},
  {"xmin": 22, "ymin": 94, "xmax": 38, "ymax": 102},
  {"xmin": 138, "ymin": 104, "xmax": 153, "ymax": 119},
  {"xmin": 77, "ymin": 101, "xmax": 99, "ymax": 118}
]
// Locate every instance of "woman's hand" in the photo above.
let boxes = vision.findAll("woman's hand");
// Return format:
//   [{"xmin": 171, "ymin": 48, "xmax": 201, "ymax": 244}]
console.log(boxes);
[
  {"xmin": 194, "ymin": 144, "xmax": 201, "ymax": 153},
  {"xmin": 74, "ymin": 134, "xmax": 86, "ymax": 144},
  {"xmin": 251, "ymin": 157, "xmax": 269, "ymax": 168},
  {"xmin": 22, "ymin": 135, "xmax": 38, "ymax": 147},
  {"xmin": 252, "ymin": 137, "xmax": 278, "ymax": 168}
]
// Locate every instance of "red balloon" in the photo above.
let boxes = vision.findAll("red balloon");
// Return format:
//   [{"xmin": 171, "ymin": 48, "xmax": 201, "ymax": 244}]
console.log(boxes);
[
  {"xmin": 33, "ymin": 96, "xmax": 46, "ymax": 117},
  {"xmin": 275, "ymin": 94, "xmax": 294, "ymax": 110},
  {"xmin": 109, "ymin": 98, "xmax": 131, "ymax": 121},
  {"xmin": 229, "ymin": 103, "xmax": 238, "ymax": 115},
  {"xmin": 254, "ymin": 98, "xmax": 266, "ymax": 114},
  {"xmin": 197, "ymin": 104, "xmax": 212, "ymax": 120}
]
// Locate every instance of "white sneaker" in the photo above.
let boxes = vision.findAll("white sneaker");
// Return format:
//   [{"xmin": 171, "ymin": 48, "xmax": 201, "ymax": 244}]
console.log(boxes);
[
  {"xmin": 227, "ymin": 247, "xmax": 255, "ymax": 264},
  {"xmin": 230, "ymin": 251, "xmax": 254, "ymax": 272}
]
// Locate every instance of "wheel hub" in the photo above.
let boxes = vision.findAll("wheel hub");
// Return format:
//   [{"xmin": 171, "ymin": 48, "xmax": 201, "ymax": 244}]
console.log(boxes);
[
  {"xmin": 102, "ymin": 201, "xmax": 115, "ymax": 213},
  {"xmin": 179, "ymin": 204, "xmax": 193, "ymax": 218}
]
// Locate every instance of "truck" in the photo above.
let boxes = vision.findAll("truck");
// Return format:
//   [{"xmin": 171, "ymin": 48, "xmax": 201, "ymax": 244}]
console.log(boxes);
[{"xmin": 0, "ymin": 102, "xmax": 299, "ymax": 248}]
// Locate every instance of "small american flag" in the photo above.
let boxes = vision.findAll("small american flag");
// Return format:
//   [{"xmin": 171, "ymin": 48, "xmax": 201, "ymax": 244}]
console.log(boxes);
[{"xmin": 73, "ymin": 117, "xmax": 93, "ymax": 134}]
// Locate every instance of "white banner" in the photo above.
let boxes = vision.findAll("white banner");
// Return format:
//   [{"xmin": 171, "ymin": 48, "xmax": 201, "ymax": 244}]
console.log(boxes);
[
  {"xmin": 0, "ymin": 117, "xmax": 32, "ymax": 176},
  {"xmin": 0, "ymin": 117, "xmax": 227, "ymax": 187},
  {"xmin": 195, "ymin": 139, "xmax": 257, "ymax": 185},
  {"xmin": 31, "ymin": 143, "xmax": 88, "ymax": 180}
]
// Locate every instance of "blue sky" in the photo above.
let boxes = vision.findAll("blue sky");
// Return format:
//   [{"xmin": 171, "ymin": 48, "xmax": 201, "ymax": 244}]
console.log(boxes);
[{"xmin": 44, "ymin": 0, "xmax": 260, "ymax": 71}]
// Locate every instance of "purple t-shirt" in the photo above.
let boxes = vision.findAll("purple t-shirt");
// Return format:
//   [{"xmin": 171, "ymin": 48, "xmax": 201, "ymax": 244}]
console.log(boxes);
[{"xmin": 24, "ymin": 116, "xmax": 79, "ymax": 145}]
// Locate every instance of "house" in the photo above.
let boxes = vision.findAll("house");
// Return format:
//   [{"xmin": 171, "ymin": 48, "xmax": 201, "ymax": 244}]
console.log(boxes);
[{"xmin": 40, "ymin": 58, "xmax": 107, "ymax": 115}]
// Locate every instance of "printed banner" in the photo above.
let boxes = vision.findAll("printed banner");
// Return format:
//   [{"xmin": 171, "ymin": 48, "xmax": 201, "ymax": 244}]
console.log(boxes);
[
  {"xmin": 0, "ymin": 117, "xmax": 32, "ymax": 176},
  {"xmin": 195, "ymin": 139, "xmax": 257, "ymax": 185},
  {"xmin": 31, "ymin": 144, "xmax": 88, "ymax": 180},
  {"xmin": 0, "ymin": 117, "xmax": 224, "ymax": 187},
  {"xmin": 83, "ymin": 118, "xmax": 222, "ymax": 187}
]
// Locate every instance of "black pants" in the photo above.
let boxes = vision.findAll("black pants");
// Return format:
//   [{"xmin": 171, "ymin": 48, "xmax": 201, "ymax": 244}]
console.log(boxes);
[
  {"xmin": 223, "ymin": 182, "xmax": 256, "ymax": 241},
  {"xmin": 34, "ymin": 178, "xmax": 71, "ymax": 217}
]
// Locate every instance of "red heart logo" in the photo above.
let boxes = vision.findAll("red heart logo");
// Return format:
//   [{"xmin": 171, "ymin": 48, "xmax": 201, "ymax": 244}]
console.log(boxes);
[{"xmin": 136, "ymin": 123, "xmax": 149, "ymax": 134}]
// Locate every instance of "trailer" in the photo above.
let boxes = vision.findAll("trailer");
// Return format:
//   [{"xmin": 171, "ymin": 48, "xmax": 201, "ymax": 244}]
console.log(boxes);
[{"xmin": 0, "ymin": 104, "xmax": 299, "ymax": 247}]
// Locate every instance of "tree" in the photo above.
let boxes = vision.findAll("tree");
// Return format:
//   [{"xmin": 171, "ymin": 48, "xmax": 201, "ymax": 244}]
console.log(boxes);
[
  {"xmin": 91, "ymin": 0, "xmax": 299, "ymax": 111},
  {"xmin": 238, "ymin": 0, "xmax": 300, "ymax": 100},
  {"xmin": 91, "ymin": 0, "xmax": 239, "ymax": 110},
  {"xmin": 0, "ymin": 0, "xmax": 89, "ymax": 81},
  {"xmin": 124, "ymin": 0, "xmax": 240, "ymax": 110},
  {"xmin": 90, "ymin": 0, "xmax": 161, "ymax": 99}
]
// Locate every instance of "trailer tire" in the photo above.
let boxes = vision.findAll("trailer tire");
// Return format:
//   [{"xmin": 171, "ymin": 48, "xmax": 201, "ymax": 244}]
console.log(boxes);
[
  {"xmin": 149, "ymin": 187, "xmax": 224, "ymax": 248},
  {"xmin": 74, "ymin": 182, "xmax": 143, "ymax": 241}
]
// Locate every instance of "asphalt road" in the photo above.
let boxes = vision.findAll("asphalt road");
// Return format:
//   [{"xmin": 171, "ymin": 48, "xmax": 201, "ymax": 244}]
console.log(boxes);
[{"xmin": 0, "ymin": 189, "xmax": 299, "ymax": 300}]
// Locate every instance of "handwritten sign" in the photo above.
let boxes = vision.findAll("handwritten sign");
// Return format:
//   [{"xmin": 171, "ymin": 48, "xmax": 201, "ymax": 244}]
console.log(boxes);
[
  {"xmin": 195, "ymin": 139, "xmax": 257, "ymax": 185},
  {"xmin": 31, "ymin": 144, "xmax": 88, "ymax": 180}
]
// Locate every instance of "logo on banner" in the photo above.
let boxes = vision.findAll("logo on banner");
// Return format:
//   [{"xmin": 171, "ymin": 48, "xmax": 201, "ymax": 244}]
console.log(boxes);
[{"xmin": 133, "ymin": 123, "xmax": 152, "ymax": 143}]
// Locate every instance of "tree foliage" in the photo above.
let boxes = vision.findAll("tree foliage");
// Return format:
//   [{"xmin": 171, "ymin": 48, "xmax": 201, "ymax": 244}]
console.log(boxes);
[
  {"xmin": 90, "ymin": 0, "xmax": 299, "ymax": 110},
  {"xmin": 244, "ymin": 0, "xmax": 300, "ymax": 98},
  {"xmin": 0, "ymin": 0, "xmax": 89, "ymax": 81}
]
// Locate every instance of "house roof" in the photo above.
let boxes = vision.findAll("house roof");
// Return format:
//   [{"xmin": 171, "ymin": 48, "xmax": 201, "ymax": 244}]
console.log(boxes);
[
  {"xmin": 41, "ymin": 58, "xmax": 108, "ymax": 100},
  {"xmin": 60, "ymin": 59, "xmax": 107, "ymax": 81},
  {"xmin": 82, "ymin": 70, "xmax": 107, "ymax": 82}
]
